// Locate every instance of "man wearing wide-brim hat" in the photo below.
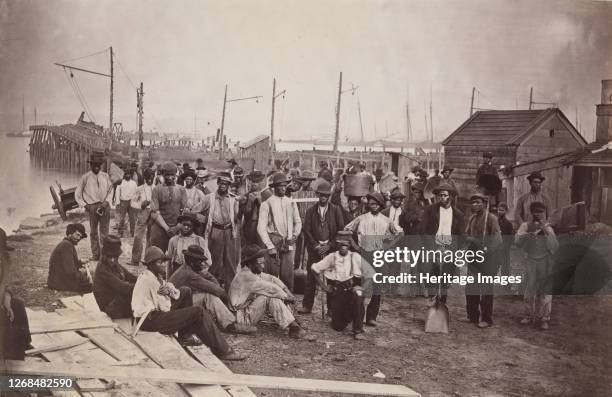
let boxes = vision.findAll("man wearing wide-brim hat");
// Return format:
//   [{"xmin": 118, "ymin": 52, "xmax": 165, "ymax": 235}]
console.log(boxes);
[
  {"xmin": 514, "ymin": 171, "xmax": 552, "ymax": 225},
  {"xmin": 298, "ymin": 180, "xmax": 346, "ymax": 314},
  {"xmin": 344, "ymin": 191, "xmax": 400, "ymax": 327},
  {"xmin": 75, "ymin": 151, "xmax": 113, "ymax": 261},
  {"xmin": 132, "ymin": 247, "xmax": 246, "ymax": 360},
  {"xmin": 93, "ymin": 235, "xmax": 137, "ymax": 319},
  {"xmin": 476, "ymin": 151, "xmax": 497, "ymax": 190},
  {"xmin": 166, "ymin": 213, "xmax": 209, "ymax": 276},
  {"xmin": 48, "ymin": 223, "xmax": 93, "ymax": 293},
  {"xmin": 169, "ymin": 245, "xmax": 256, "ymax": 335},
  {"xmin": 228, "ymin": 244, "xmax": 308, "ymax": 339},
  {"xmin": 195, "ymin": 169, "xmax": 212, "ymax": 195},
  {"xmin": 200, "ymin": 171, "xmax": 240, "ymax": 291},
  {"xmin": 257, "ymin": 172, "xmax": 302, "ymax": 291},
  {"xmin": 311, "ymin": 231, "xmax": 369, "ymax": 340}
]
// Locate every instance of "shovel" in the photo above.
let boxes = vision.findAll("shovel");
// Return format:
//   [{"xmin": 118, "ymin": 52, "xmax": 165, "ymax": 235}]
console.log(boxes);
[{"xmin": 425, "ymin": 261, "xmax": 450, "ymax": 333}]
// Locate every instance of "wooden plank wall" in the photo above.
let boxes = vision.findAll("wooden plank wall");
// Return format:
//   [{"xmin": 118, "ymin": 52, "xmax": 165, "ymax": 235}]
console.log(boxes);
[{"xmin": 29, "ymin": 127, "xmax": 92, "ymax": 174}]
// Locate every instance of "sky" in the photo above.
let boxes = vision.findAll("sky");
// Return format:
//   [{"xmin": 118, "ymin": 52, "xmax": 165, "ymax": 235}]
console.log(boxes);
[{"xmin": 0, "ymin": 0, "xmax": 610, "ymax": 143}]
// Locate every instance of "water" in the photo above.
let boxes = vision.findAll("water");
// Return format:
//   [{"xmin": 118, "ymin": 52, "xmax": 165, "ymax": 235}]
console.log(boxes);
[{"xmin": 0, "ymin": 135, "xmax": 81, "ymax": 233}]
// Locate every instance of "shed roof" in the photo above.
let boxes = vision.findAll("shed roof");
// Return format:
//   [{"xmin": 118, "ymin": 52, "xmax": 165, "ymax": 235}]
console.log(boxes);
[
  {"xmin": 442, "ymin": 108, "xmax": 586, "ymax": 147},
  {"xmin": 239, "ymin": 134, "xmax": 269, "ymax": 149}
]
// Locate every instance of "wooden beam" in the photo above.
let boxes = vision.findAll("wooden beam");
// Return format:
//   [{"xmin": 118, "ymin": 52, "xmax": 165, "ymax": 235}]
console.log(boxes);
[
  {"xmin": 26, "ymin": 337, "xmax": 89, "ymax": 355},
  {"xmin": 4, "ymin": 360, "xmax": 421, "ymax": 396},
  {"xmin": 31, "ymin": 321, "xmax": 115, "ymax": 334}
]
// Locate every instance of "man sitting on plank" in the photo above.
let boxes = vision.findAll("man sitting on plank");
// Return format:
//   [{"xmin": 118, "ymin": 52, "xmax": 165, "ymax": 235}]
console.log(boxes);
[
  {"xmin": 229, "ymin": 244, "xmax": 308, "ymax": 339},
  {"xmin": 166, "ymin": 213, "xmax": 209, "ymax": 276},
  {"xmin": 132, "ymin": 246, "xmax": 246, "ymax": 360},
  {"xmin": 93, "ymin": 235, "xmax": 137, "ymax": 319},
  {"xmin": 47, "ymin": 223, "xmax": 93, "ymax": 293},
  {"xmin": 169, "ymin": 245, "xmax": 256, "ymax": 335}
]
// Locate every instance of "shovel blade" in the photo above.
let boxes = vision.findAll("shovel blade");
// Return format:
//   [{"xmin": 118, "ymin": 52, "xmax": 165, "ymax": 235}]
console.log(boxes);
[{"xmin": 425, "ymin": 303, "xmax": 450, "ymax": 333}]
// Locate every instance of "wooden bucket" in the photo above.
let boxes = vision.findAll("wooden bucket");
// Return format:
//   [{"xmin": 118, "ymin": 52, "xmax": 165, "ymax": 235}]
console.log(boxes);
[{"xmin": 344, "ymin": 174, "xmax": 372, "ymax": 197}]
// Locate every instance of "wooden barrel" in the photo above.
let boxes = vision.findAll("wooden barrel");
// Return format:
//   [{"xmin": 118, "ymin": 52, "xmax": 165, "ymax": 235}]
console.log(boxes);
[{"xmin": 344, "ymin": 174, "xmax": 372, "ymax": 197}]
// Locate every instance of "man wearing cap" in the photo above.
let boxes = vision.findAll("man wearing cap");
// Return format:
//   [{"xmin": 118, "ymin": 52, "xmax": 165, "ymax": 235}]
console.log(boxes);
[
  {"xmin": 515, "ymin": 201, "xmax": 558, "ymax": 330},
  {"xmin": 514, "ymin": 172, "xmax": 552, "ymax": 226},
  {"xmin": 312, "ymin": 231, "xmax": 370, "ymax": 339},
  {"xmin": 242, "ymin": 170, "xmax": 267, "ymax": 245},
  {"xmin": 0, "ymin": 227, "xmax": 32, "ymax": 360},
  {"xmin": 131, "ymin": 168, "xmax": 155, "ymax": 265},
  {"xmin": 464, "ymin": 192, "xmax": 502, "ymax": 328},
  {"xmin": 403, "ymin": 183, "xmax": 428, "ymax": 235},
  {"xmin": 382, "ymin": 191, "xmax": 409, "ymax": 234},
  {"xmin": 258, "ymin": 172, "xmax": 303, "ymax": 291},
  {"xmin": 149, "ymin": 161, "xmax": 189, "ymax": 252},
  {"xmin": 201, "ymin": 171, "xmax": 240, "ymax": 290},
  {"xmin": 420, "ymin": 183, "xmax": 465, "ymax": 299},
  {"xmin": 93, "ymin": 235, "xmax": 137, "ymax": 318},
  {"xmin": 48, "ymin": 223, "xmax": 93, "ymax": 293},
  {"xmin": 114, "ymin": 169, "xmax": 138, "ymax": 238},
  {"xmin": 476, "ymin": 152, "xmax": 497, "ymax": 188},
  {"xmin": 344, "ymin": 192, "xmax": 399, "ymax": 326},
  {"xmin": 169, "ymin": 245, "xmax": 256, "ymax": 335},
  {"xmin": 166, "ymin": 214, "xmax": 209, "ymax": 276},
  {"xmin": 229, "ymin": 244, "xmax": 307, "ymax": 339},
  {"xmin": 183, "ymin": 170, "xmax": 206, "ymax": 213},
  {"xmin": 132, "ymin": 247, "xmax": 245, "ymax": 360},
  {"xmin": 75, "ymin": 152, "xmax": 112, "ymax": 261},
  {"xmin": 195, "ymin": 169, "xmax": 212, "ymax": 195},
  {"xmin": 299, "ymin": 181, "xmax": 346, "ymax": 314}
]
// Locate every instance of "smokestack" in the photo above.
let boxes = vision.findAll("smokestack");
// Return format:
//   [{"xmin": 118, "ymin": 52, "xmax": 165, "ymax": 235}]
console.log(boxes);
[{"xmin": 595, "ymin": 80, "xmax": 612, "ymax": 143}]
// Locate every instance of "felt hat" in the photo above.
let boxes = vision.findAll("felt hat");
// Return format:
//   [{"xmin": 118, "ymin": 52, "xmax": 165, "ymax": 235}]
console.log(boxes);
[
  {"xmin": 67, "ymin": 223, "xmax": 88, "ymax": 239},
  {"xmin": 88, "ymin": 152, "xmax": 105, "ymax": 164},
  {"xmin": 269, "ymin": 172, "xmax": 289, "ymax": 187},
  {"xmin": 217, "ymin": 171, "xmax": 233, "ymax": 184},
  {"xmin": 247, "ymin": 169, "xmax": 265, "ymax": 183},
  {"xmin": 374, "ymin": 168, "xmax": 384, "ymax": 177},
  {"xmin": 182, "ymin": 245, "xmax": 207, "ymax": 261},
  {"xmin": 432, "ymin": 183, "xmax": 456, "ymax": 195},
  {"xmin": 196, "ymin": 169, "xmax": 209, "ymax": 179},
  {"xmin": 102, "ymin": 235, "xmax": 122, "ymax": 258},
  {"xmin": 297, "ymin": 170, "xmax": 316, "ymax": 181},
  {"xmin": 143, "ymin": 246, "xmax": 168, "ymax": 265},
  {"xmin": 367, "ymin": 192, "xmax": 386, "ymax": 206},
  {"xmin": 162, "ymin": 161, "xmax": 178, "ymax": 175},
  {"xmin": 390, "ymin": 190, "xmax": 406, "ymax": 199},
  {"xmin": 442, "ymin": 166, "xmax": 454, "ymax": 173},
  {"xmin": 319, "ymin": 169, "xmax": 333, "ymax": 182},
  {"xmin": 182, "ymin": 169, "xmax": 197, "ymax": 180},
  {"xmin": 527, "ymin": 172, "xmax": 545, "ymax": 182},
  {"xmin": 470, "ymin": 192, "xmax": 489, "ymax": 202},
  {"xmin": 143, "ymin": 168, "xmax": 155, "ymax": 178},
  {"xmin": 316, "ymin": 181, "xmax": 333, "ymax": 195},
  {"xmin": 335, "ymin": 230, "xmax": 354, "ymax": 246},
  {"xmin": 0, "ymin": 227, "xmax": 14, "ymax": 252},
  {"xmin": 233, "ymin": 166, "xmax": 244, "ymax": 176},
  {"xmin": 241, "ymin": 244, "xmax": 267, "ymax": 264},
  {"xmin": 177, "ymin": 213, "xmax": 201, "ymax": 227}
]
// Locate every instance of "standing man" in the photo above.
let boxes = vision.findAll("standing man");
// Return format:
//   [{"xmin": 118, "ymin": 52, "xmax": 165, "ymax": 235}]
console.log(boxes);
[
  {"xmin": 257, "ymin": 172, "xmax": 302, "ymax": 291},
  {"xmin": 148, "ymin": 162, "xmax": 188, "ymax": 252},
  {"xmin": 183, "ymin": 170, "xmax": 206, "ymax": 213},
  {"xmin": 131, "ymin": 168, "xmax": 155, "ymax": 266},
  {"xmin": 440, "ymin": 166, "xmax": 457, "ymax": 192},
  {"xmin": 514, "ymin": 172, "xmax": 552, "ymax": 226},
  {"xmin": 344, "ymin": 192, "xmax": 399, "ymax": 326},
  {"xmin": 202, "ymin": 172, "xmax": 240, "ymax": 291},
  {"xmin": 464, "ymin": 193, "xmax": 502, "ymax": 328},
  {"xmin": 404, "ymin": 182, "xmax": 428, "ymax": 235},
  {"xmin": 476, "ymin": 152, "xmax": 497, "ymax": 187},
  {"xmin": 195, "ymin": 169, "xmax": 211, "ymax": 195},
  {"xmin": 299, "ymin": 181, "xmax": 345, "ymax": 314},
  {"xmin": 75, "ymin": 152, "xmax": 112, "ymax": 261},
  {"xmin": 166, "ymin": 214, "xmax": 209, "ymax": 276},
  {"xmin": 496, "ymin": 203, "xmax": 514, "ymax": 279},
  {"xmin": 227, "ymin": 158, "xmax": 238, "ymax": 179},
  {"xmin": 47, "ymin": 224, "xmax": 92, "ymax": 293},
  {"xmin": 242, "ymin": 170, "xmax": 267, "ymax": 245},
  {"xmin": 115, "ymin": 169, "xmax": 138, "ymax": 238},
  {"xmin": 515, "ymin": 202, "xmax": 558, "ymax": 330},
  {"xmin": 382, "ymin": 191, "xmax": 409, "ymax": 234}
]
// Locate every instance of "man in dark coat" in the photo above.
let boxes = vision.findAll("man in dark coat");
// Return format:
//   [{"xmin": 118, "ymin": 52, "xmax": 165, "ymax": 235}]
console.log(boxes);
[
  {"xmin": 298, "ymin": 181, "xmax": 345, "ymax": 314},
  {"xmin": 48, "ymin": 223, "xmax": 93, "ymax": 293},
  {"xmin": 93, "ymin": 235, "xmax": 137, "ymax": 318},
  {"xmin": 382, "ymin": 190, "xmax": 410, "ymax": 234}
]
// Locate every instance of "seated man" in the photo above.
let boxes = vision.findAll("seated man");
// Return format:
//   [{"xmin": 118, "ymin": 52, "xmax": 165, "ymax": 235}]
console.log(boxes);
[
  {"xmin": 93, "ymin": 235, "xmax": 137, "ymax": 318},
  {"xmin": 166, "ymin": 213, "xmax": 209, "ymax": 276},
  {"xmin": 229, "ymin": 244, "xmax": 307, "ymax": 339},
  {"xmin": 132, "ymin": 246, "xmax": 245, "ymax": 361},
  {"xmin": 312, "ymin": 231, "xmax": 365, "ymax": 340},
  {"xmin": 48, "ymin": 223, "xmax": 93, "ymax": 293},
  {"xmin": 169, "ymin": 245, "xmax": 256, "ymax": 335}
]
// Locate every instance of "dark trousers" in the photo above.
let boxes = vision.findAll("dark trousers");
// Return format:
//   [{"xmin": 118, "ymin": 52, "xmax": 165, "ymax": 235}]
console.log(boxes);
[
  {"xmin": 148, "ymin": 222, "xmax": 170, "ymax": 252},
  {"xmin": 366, "ymin": 295, "xmax": 381, "ymax": 322},
  {"xmin": 0, "ymin": 297, "xmax": 31, "ymax": 360},
  {"xmin": 102, "ymin": 295, "xmax": 133, "ymax": 319},
  {"xmin": 208, "ymin": 226, "xmax": 237, "ymax": 291},
  {"xmin": 329, "ymin": 283, "xmax": 364, "ymax": 333},
  {"xmin": 302, "ymin": 250, "xmax": 323, "ymax": 310},
  {"xmin": 141, "ymin": 287, "xmax": 229, "ymax": 357},
  {"xmin": 466, "ymin": 258, "xmax": 500, "ymax": 324},
  {"xmin": 116, "ymin": 200, "xmax": 136, "ymax": 237},
  {"xmin": 87, "ymin": 202, "xmax": 110, "ymax": 259}
]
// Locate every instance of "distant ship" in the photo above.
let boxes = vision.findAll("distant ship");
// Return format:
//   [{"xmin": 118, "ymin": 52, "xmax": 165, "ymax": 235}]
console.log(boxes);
[
  {"xmin": 6, "ymin": 130, "xmax": 32, "ymax": 138},
  {"xmin": 7, "ymin": 97, "xmax": 34, "ymax": 137}
]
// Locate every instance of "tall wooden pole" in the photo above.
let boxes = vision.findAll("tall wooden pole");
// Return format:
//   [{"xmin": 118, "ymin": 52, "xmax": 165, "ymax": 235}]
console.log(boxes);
[
  {"xmin": 109, "ymin": 47, "xmax": 114, "ymax": 143},
  {"xmin": 470, "ymin": 86, "xmax": 475, "ymax": 116},
  {"xmin": 333, "ymin": 72, "xmax": 342, "ymax": 153},
  {"xmin": 137, "ymin": 82, "xmax": 144, "ymax": 149},
  {"xmin": 529, "ymin": 87, "xmax": 533, "ymax": 110},
  {"xmin": 270, "ymin": 77, "xmax": 276, "ymax": 163},
  {"xmin": 219, "ymin": 85, "xmax": 228, "ymax": 160},
  {"xmin": 358, "ymin": 99, "xmax": 365, "ymax": 151}
]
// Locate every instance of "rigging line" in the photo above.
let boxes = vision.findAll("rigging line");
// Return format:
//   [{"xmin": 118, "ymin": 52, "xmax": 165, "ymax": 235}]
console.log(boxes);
[
  {"xmin": 58, "ymin": 48, "xmax": 108, "ymax": 64},
  {"xmin": 62, "ymin": 68, "xmax": 93, "ymax": 121},
  {"xmin": 476, "ymin": 89, "xmax": 500, "ymax": 109},
  {"xmin": 65, "ymin": 68, "xmax": 96, "ymax": 123},
  {"xmin": 114, "ymin": 53, "xmax": 137, "ymax": 90}
]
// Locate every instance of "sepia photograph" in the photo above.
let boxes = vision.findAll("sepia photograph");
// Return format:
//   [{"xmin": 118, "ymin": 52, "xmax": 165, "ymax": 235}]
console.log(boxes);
[{"xmin": 1, "ymin": 0, "xmax": 611, "ymax": 396}]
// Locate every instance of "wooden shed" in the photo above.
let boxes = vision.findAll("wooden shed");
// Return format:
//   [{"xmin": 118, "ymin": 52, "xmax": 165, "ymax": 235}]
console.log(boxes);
[
  {"xmin": 442, "ymin": 109, "xmax": 587, "ymax": 219},
  {"xmin": 239, "ymin": 134, "xmax": 270, "ymax": 171}
]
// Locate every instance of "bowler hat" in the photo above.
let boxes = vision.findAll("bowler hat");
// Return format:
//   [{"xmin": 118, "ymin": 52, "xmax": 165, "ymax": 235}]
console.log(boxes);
[
  {"xmin": 390, "ymin": 190, "xmax": 406, "ymax": 199},
  {"xmin": 335, "ymin": 230, "xmax": 354, "ymax": 246},
  {"xmin": 143, "ymin": 246, "xmax": 168, "ymax": 265},
  {"xmin": 217, "ymin": 171, "xmax": 233, "ymax": 184},
  {"xmin": 297, "ymin": 170, "xmax": 316, "ymax": 181},
  {"xmin": 442, "ymin": 166, "xmax": 454, "ymax": 173},
  {"xmin": 527, "ymin": 172, "xmax": 545, "ymax": 182},
  {"xmin": 367, "ymin": 192, "xmax": 385, "ymax": 206},
  {"xmin": 432, "ymin": 183, "xmax": 456, "ymax": 195},
  {"xmin": 182, "ymin": 245, "xmax": 207, "ymax": 261},
  {"xmin": 247, "ymin": 169, "xmax": 265, "ymax": 183},
  {"xmin": 234, "ymin": 166, "xmax": 244, "ymax": 176},
  {"xmin": 177, "ymin": 213, "xmax": 201, "ymax": 227},
  {"xmin": 88, "ymin": 152, "xmax": 105, "ymax": 164},
  {"xmin": 162, "ymin": 162, "xmax": 178, "ymax": 175},
  {"xmin": 67, "ymin": 223, "xmax": 88, "ymax": 239},
  {"xmin": 102, "ymin": 235, "xmax": 122, "ymax": 258},
  {"xmin": 241, "ymin": 244, "xmax": 267, "ymax": 264},
  {"xmin": 269, "ymin": 172, "xmax": 289, "ymax": 187},
  {"xmin": 316, "ymin": 181, "xmax": 333, "ymax": 195},
  {"xmin": 470, "ymin": 192, "xmax": 489, "ymax": 202}
]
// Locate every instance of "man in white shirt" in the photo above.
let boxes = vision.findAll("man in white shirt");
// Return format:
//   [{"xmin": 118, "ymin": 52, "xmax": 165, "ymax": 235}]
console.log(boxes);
[
  {"xmin": 114, "ymin": 170, "xmax": 138, "ymax": 238},
  {"xmin": 382, "ymin": 191, "xmax": 408, "ymax": 234},
  {"xmin": 131, "ymin": 169, "xmax": 155, "ymax": 265},
  {"xmin": 257, "ymin": 172, "xmax": 302, "ymax": 291},
  {"xmin": 75, "ymin": 152, "xmax": 113, "ymax": 261},
  {"xmin": 132, "ymin": 246, "xmax": 245, "ymax": 360},
  {"xmin": 166, "ymin": 214, "xmax": 209, "ymax": 275},
  {"xmin": 183, "ymin": 170, "xmax": 206, "ymax": 213}
]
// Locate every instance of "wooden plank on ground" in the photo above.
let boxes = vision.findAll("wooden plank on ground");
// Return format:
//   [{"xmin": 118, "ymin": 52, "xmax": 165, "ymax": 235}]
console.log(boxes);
[
  {"xmin": 25, "ymin": 356, "xmax": 82, "ymax": 397},
  {"xmin": 26, "ymin": 335, "xmax": 89, "ymax": 355},
  {"xmin": 61, "ymin": 294, "xmax": 102, "ymax": 312},
  {"xmin": 5, "ymin": 359, "xmax": 421, "ymax": 396},
  {"xmin": 30, "ymin": 320, "xmax": 116, "ymax": 334}
]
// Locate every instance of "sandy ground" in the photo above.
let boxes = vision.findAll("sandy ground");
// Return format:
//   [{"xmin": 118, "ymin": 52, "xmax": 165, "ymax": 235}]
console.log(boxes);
[{"xmin": 6, "ymin": 213, "xmax": 612, "ymax": 397}]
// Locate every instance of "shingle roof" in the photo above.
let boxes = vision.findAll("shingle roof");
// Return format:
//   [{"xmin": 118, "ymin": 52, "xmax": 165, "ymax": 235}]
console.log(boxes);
[{"xmin": 442, "ymin": 109, "xmax": 580, "ymax": 146}]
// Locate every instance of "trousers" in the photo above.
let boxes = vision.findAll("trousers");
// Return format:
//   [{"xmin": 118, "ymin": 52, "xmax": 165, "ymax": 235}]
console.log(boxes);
[
  {"xmin": 236, "ymin": 295, "xmax": 295, "ymax": 329},
  {"xmin": 465, "ymin": 256, "xmax": 500, "ymax": 324},
  {"xmin": 266, "ymin": 250, "xmax": 295, "ymax": 292},
  {"xmin": 0, "ymin": 297, "xmax": 31, "ymax": 360},
  {"xmin": 116, "ymin": 200, "xmax": 136, "ymax": 237},
  {"xmin": 329, "ymin": 284, "xmax": 364, "ymax": 334},
  {"xmin": 141, "ymin": 287, "xmax": 229, "ymax": 357},
  {"xmin": 102, "ymin": 295, "xmax": 133, "ymax": 319},
  {"xmin": 131, "ymin": 208, "xmax": 151, "ymax": 265},
  {"xmin": 208, "ymin": 227, "xmax": 238, "ymax": 291},
  {"xmin": 523, "ymin": 256, "xmax": 553, "ymax": 321},
  {"xmin": 86, "ymin": 203, "xmax": 110, "ymax": 259},
  {"xmin": 193, "ymin": 292, "xmax": 235, "ymax": 329}
]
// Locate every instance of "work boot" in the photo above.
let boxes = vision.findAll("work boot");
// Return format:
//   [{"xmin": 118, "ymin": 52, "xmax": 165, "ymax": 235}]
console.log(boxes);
[
  {"xmin": 288, "ymin": 324, "xmax": 307, "ymax": 339},
  {"xmin": 477, "ymin": 321, "xmax": 492, "ymax": 329},
  {"xmin": 365, "ymin": 320, "xmax": 377, "ymax": 327},
  {"xmin": 519, "ymin": 317, "xmax": 532, "ymax": 325},
  {"xmin": 219, "ymin": 348, "xmax": 247, "ymax": 361},
  {"xmin": 540, "ymin": 321, "xmax": 549, "ymax": 330},
  {"xmin": 225, "ymin": 322, "xmax": 257, "ymax": 335},
  {"xmin": 179, "ymin": 334, "xmax": 202, "ymax": 346}
]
